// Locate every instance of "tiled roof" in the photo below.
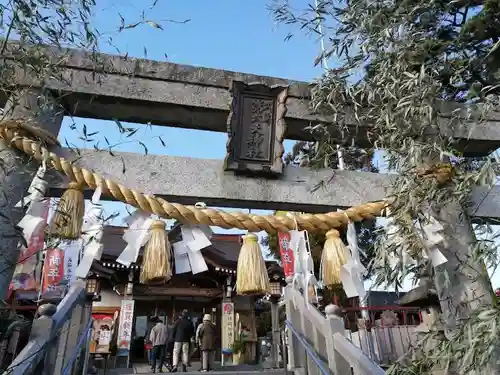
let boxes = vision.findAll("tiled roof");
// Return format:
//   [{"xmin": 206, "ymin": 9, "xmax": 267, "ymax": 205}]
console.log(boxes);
[
  {"xmin": 366, "ymin": 291, "xmax": 407, "ymax": 307},
  {"xmin": 100, "ymin": 226, "xmax": 276, "ymax": 270}
]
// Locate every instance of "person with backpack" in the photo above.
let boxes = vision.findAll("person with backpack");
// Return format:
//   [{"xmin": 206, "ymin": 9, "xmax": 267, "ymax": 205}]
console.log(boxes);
[{"xmin": 198, "ymin": 314, "xmax": 217, "ymax": 372}]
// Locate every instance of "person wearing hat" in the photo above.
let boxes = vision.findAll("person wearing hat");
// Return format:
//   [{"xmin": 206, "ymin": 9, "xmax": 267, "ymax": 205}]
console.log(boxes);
[
  {"xmin": 149, "ymin": 316, "xmax": 169, "ymax": 373},
  {"xmin": 198, "ymin": 314, "xmax": 217, "ymax": 372}
]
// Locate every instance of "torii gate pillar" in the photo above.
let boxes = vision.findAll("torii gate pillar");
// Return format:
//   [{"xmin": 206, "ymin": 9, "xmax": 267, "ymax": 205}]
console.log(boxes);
[{"xmin": 0, "ymin": 89, "xmax": 63, "ymax": 299}]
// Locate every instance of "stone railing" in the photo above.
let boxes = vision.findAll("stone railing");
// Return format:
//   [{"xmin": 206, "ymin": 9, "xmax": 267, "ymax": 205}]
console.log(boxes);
[
  {"xmin": 343, "ymin": 306, "xmax": 420, "ymax": 366},
  {"xmin": 2, "ymin": 280, "xmax": 92, "ymax": 375},
  {"xmin": 284, "ymin": 285, "xmax": 385, "ymax": 375}
]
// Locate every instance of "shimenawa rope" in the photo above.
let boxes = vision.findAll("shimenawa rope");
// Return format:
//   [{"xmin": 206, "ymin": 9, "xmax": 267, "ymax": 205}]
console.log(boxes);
[{"xmin": 0, "ymin": 121, "xmax": 451, "ymax": 233}]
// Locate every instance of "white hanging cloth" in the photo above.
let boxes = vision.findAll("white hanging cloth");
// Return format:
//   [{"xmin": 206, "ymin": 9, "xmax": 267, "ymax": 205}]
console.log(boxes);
[
  {"xmin": 75, "ymin": 185, "xmax": 104, "ymax": 278},
  {"xmin": 16, "ymin": 163, "xmax": 49, "ymax": 244},
  {"xmin": 417, "ymin": 215, "xmax": 447, "ymax": 267},
  {"xmin": 340, "ymin": 219, "xmax": 367, "ymax": 298},
  {"xmin": 290, "ymin": 230, "xmax": 318, "ymax": 309},
  {"xmin": 385, "ymin": 215, "xmax": 418, "ymax": 268},
  {"xmin": 385, "ymin": 210, "xmax": 447, "ymax": 268},
  {"xmin": 173, "ymin": 224, "xmax": 212, "ymax": 275},
  {"xmin": 117, "ymin": 210, "xmax": 154, "ymax": 267}
]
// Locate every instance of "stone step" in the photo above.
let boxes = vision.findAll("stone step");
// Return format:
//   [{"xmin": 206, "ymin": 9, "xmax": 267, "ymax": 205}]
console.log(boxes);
[
  {"xmin": 106, "ymin": 365, "xmax": 285, "ymax": 375},
  {"xmin": 142, "ymin": 372, "xmax": 283, "ymax": 375},
  {"xmin": 144, "ymin": 370, "xmax": 285, "ymax": 375}
]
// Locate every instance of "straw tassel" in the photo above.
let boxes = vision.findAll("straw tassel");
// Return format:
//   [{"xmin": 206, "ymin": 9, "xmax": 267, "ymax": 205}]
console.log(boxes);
[
  {"xmin": 140, "ymin": 220, "xmax": 172, "ymax": 284},
  {"xmin": 49, "ymin": 181, "xmax": 85, "ymax": 240},
  {"xmin": 321, "ymin": 229, "xmax": 349, "ymax": 287},
  {"xmin": 236, "ymin": 233, "xmax": 271, "ymax": 295}
]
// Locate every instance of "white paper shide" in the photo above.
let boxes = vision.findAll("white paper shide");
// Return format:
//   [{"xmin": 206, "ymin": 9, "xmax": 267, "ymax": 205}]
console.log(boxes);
[{"xmin": 173, "ymin": 225, "xmax": 212, "ymax": 275}]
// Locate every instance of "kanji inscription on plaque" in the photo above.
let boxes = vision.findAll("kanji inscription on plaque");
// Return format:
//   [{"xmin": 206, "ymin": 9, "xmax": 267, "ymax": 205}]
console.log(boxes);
[{"xmin": 224, "ymin": 81, "xmax": 288, "ymax": 176}]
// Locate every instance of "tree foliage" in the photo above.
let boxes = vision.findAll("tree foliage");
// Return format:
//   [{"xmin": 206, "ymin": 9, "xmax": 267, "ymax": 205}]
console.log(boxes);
[
  {"xmin": 0, "ymin": 1, "xmax": 179, "ymax": 300},
  {"xmin": 270, "ymin": 0, "xmax": 500, "ymax": 373}
]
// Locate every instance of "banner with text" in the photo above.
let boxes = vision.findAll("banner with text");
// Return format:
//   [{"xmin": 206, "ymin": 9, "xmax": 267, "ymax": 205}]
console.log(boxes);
[
  {"xmin": 221, "ymin": 302, "xmax": 235, "ymax": 354},
  {"xmin": 42, "ymin": 240, "xmax": 81, "ymax": 298},
  {"xmin": 117, "ymin": 300, "xmax": 135, "ymax": 350},
  {"xmin": 277, "ymin": 232, "xmax": 295, "ymax": 279},
  {"xmin": 9, "ymin": 200, "xmax": 50, "ymax": 294}
]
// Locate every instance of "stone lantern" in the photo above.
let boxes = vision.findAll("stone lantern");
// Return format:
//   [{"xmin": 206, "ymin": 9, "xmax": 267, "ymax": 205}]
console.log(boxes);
[{"xmin": 398, "ymin": 261, "xmax": 442, "ymax": 330}]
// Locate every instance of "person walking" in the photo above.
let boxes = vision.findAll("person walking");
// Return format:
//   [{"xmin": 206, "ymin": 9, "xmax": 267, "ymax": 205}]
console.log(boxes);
[
  {"xmin": 194, "ymin": 315, "xmax": 204, "ymax": 370},
  {"xmin": 198, "ymin": 314, "xmax": 217, "ymax": 372},
  {"xmin": 164, "ymin": 320, "xmax": 175, "ymax": 372},
  {"xmin": 171, "ymin": 310, "xmax": 194, "ymax": 372},
  {"xmin": 149, "ymin": 316, "xmax": 169, "ymax": 373}
]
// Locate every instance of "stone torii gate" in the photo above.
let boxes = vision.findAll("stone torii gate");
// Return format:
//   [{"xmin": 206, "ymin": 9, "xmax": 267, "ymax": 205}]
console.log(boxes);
[{"xmin": 1, "ymin": 44, "xmax": 500, "ymax": 375}]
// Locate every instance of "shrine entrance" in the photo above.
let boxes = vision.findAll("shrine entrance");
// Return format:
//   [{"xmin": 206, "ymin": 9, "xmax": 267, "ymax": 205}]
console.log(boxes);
[{"xmin": 128, "ymin": 294, "xmax": 223, "ymax": 364}]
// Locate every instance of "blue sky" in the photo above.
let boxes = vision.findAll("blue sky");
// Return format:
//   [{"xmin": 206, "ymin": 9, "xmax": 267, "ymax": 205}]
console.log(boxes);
[
  {"xmin": 52, "ymin": 0, "xmax": 500, "ymax": 291},
  {"xmin": 59, "ymin": 0, "xmax": 327, "ymax": 229}
]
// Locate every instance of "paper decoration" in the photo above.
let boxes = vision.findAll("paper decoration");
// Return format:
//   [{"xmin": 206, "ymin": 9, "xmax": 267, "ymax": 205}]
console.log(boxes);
[
  {"xmin": 16, "ymin": 163, "xmax": 49, "ymax": 244},
  {"xmin": 340, "ymin": 220, "xmax": 367, "ymax": 298},
  {"xmin": 385, "ymin": 216, "xmax": 417, "ymax": 268},
  {"xmin": 117, "ymin": 210, "xmax": 154, "ymax": 267},
  {"xmin": 173, "ymin": 225, "xmax": 212, "ymax": 275},
  {"xmin": 173, "ymin": 243, "xmax": 191, "ymax": 274},
  {"xmin": 385, "ymin": 213, "xmax": 447, "ymax": 268},
  {"xmin": 188, "ymin": 250, "xmax": 208, "ymax": 274},
  {"xmin": 290, "ymin": 230, "xmax": 318, "ymax": 308},
  {"xmin": 76, "ymin": 186, "xmax": 104, "ymax": 278},
  {"xmin": 418, "ymin": 216, "xmax": 447, "ymax": 267}
]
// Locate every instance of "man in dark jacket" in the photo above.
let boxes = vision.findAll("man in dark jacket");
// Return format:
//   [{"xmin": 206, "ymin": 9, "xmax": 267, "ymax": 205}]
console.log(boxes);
[{"xmin": 171, "ymin": 310, "xmax": 194, "ymax": 372}]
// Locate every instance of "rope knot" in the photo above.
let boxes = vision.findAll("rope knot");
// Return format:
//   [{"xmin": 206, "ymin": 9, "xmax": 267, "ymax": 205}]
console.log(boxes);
[
  {"xmin": 0, "ymin": 119, "xmax": 59, "ymax": 147},
  {"xmin": 416, "ymin": 162, "xmax": 454, "ymax": 184}
]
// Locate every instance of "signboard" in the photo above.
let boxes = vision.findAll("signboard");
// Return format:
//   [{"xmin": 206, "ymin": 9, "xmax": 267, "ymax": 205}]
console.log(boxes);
[
  {"xmin": 99, "ymin": 330, "xmax": 111, "ymax": 345},
  {"xmin": 224, "ymin": 81, "xmax": 288, "ymax": 176},
  {"xmin": 42, "ymin": 240, "xmax": 81, "ymax": 297},
  {"xmin": 117, "ymin": 300, "xmax": 135, "ymax": 350},
  {"xmin": 277, "ymin": 232, "xmax": 295, "ymax": 278},
  {"xmin": 221, "ymin": 302, "xmax": 235, "ymax": 353},
  {"xmin": 90, "ymin": 313, "xmax": 117, "ymax": 354}
]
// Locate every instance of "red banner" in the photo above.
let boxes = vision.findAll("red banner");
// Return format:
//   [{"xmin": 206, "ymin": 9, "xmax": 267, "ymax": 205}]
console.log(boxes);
[
  {"xmin": 277, "ymin": 232, "xmax": 295, "ymax": 278},
  {"xmin": 42, "ymin": 248, "xmax": 65, "ymax": 293},
  {"xmin": 9, "ymin": 200, "xmax": 50, "ymax": 294}
]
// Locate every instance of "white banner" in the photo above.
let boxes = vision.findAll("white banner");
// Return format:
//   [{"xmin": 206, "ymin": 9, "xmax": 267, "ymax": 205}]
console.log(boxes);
[
  {"xmin": 221, "ymin": 302, "xmax": 235, "ymax": 353},
  {"xmin": 63, "ymin": 239, "xmax": 81, "ymax": 286},
  {"xmin": 117, "ymin": 300, "xmax": 135, "ymax": 350}
]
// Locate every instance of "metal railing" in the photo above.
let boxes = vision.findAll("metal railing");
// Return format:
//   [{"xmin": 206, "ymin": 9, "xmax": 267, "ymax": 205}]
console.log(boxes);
[{"xmin": 2, "ymin": 280, "xmax": 92, "ymax": 375}]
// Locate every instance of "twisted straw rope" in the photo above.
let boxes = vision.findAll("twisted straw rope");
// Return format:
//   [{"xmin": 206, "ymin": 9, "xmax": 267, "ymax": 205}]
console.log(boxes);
[{"xmin": 0, "ymin": 124, "xmax": 388, "ymax": 232}]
